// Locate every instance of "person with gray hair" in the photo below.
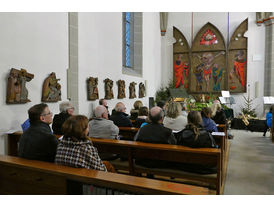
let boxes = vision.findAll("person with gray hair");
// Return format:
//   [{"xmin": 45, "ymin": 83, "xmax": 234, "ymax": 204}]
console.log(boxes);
[
  {"xmin": 135, "ymin": 106, "xmax": 176, "ymax": 144},
  {"xmin": 52, "ymin": 101, "xmax": 74, "ymax": 135},
  {"xmin": 110, "ymin": 102, "xmax": 133, "ymax": 127},
  {"xmin": 88, "ymin": 105, "xmax": 119, "ymax": 139}
]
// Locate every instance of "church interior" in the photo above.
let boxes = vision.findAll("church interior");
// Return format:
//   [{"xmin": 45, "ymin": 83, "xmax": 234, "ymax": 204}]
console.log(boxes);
[{"xmin": 0, "ymin": 6, "xmax": 274, "ymax": 198}]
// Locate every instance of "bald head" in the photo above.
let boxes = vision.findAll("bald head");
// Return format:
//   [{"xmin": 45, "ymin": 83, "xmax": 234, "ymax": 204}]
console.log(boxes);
[
  {"xmin": 115, "ymin": 102, "xmax": 126, "ymax": 113},
  {"xmin": 95, "ymin": 105, "xmax": 108, "ymax": 119},
  {"xmin": 149, "ymin": 106, "xmax": 164, "ymax": 123}
]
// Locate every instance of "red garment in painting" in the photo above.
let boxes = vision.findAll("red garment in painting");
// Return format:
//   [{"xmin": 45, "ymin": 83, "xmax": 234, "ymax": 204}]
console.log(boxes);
[
  {"xmin": 233, "ymin": 59, "xmax": 246, "ymax": 88},
  {"xmin": 203, "ymin": 67, "xmax": 212, "ymax": 78},
  {"xmin": 174, "ymin": 60, "xmax": 189, "ymax": 88}
]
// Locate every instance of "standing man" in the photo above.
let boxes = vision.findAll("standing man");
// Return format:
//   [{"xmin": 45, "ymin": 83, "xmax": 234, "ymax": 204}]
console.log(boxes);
[{"xmin": 19, "ymin": 103, "xmax": 58, "ymax": 162}]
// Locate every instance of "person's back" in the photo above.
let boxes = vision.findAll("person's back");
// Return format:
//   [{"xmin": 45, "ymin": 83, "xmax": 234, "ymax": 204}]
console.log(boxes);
[
  {"xmin": 201, "ymin": 107, "xmax": 218, "ymax": 132},
  {"xmin": 266, "ymin": 111, "xmax": 272, "ymax": 128},
  {"xmin": 212, "ymin": 109, "xmax": 226, "ymax": 124},
  {"xmin": 110, "ymin": 102, "xmax": 133, "ymax": 127},
  {"xmin": 19, "ymin": 103, "xmax": 58, "ymax": 162}
]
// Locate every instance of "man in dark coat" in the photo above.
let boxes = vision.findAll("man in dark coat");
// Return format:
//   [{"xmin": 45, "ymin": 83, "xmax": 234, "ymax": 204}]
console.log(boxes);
[
  {"xmin": 110, "ymin": 102, "xmax": 133, "ymax": 127},
  {"xmin": 18, "ymin": 103, "xmax": 58, "ymax": 162}
]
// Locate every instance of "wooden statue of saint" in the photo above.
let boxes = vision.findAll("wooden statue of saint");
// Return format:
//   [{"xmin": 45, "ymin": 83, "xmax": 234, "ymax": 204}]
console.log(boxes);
[
  {"xmin": 6, "ymin": 68, "xmax": 34, "ymax": 104},
  {"xmin": 104, "ymin": 78, "xmax": 114, "ymax": 99},
  {"xmin": 87, "ymin": 77, "xmax": 99, "ymax": 100},
  {"xmin": 129, "ymin": 82, "xmax": 137, "ymax": 99},
  {"xmin": 117, "ymin": 80, "xmax": 126, "ymax": 99},
  {"xmin": 139, "ymin": 82, "xmax": 146, "ymax": 98},
  {"xmin": 42, "ymin": 72, "xmax": 61, "ymax": 102}
]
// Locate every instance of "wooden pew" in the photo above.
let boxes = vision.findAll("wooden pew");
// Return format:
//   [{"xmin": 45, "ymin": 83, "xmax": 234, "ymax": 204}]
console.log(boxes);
[
  {"xmin": 118, "ymin": 127, "xmax": 139, "ymax": 140},
  {"xmin": 90, "ymin": 138, "xmax": 223, "ymax": 194},
  {"xmin": 0, "ymin": 155, "xmax": 213, "ymax": 195}
]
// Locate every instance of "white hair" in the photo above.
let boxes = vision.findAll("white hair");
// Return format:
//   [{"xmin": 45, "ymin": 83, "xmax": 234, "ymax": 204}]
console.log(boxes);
[
  {"xmin": 95, "ymin": 105, "xmax": 107, "ymax": 118},
  {"xmin": 59, "ymin": 101, "xmax": 72, "ymax": 113},
  {"xmin": 115, "ymin": 102, "xmax": 125, "ymax": 112}
]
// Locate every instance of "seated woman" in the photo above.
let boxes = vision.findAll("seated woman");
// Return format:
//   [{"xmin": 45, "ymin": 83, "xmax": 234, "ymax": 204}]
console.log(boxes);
[
  {"xmin": 263, "ymin": 107, "xmax": 273, "ymax": 136},
  {"xmin": 134, "ymin": 106, "xmax": 149, "ymax": 128},
  {"xmin": 52, "ymin": 101, "xmax": 74, "ymax": 135},
  {"xmin": 130, "ymin": 100, "xmax": 143, "ymax": 120},
  {"xmin": 201, "ymin": 107, "xmax": 218, "ymax": 133},
  {"xmin": 177, "ymin": 111, "xmax": 217, "ymax": 148},
  {"xmin": 163, "ymin": 101, "xmax": 187, "ymax": 132},
  {"xmin": 55, "ymin": 115, "xmax": 107, "ymax": 171}
]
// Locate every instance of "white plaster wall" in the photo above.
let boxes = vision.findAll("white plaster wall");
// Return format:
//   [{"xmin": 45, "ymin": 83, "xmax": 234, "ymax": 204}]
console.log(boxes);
[
  {"xmin": 0, "ymin": 13, "xmax": 68, "ymax": 154},
  {"xmin": 78, "ymin": 12, "xmax": 161, "ymax": 118},
  {"xmin": 161, "ymin": 12, "xmax": 265, "ymax": 117}
]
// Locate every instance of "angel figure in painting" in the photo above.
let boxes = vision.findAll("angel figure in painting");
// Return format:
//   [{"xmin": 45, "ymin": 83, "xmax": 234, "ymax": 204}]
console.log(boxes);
[{"xmin": 174, "ymin": 54, "xmax": 189, "ymax": 89}]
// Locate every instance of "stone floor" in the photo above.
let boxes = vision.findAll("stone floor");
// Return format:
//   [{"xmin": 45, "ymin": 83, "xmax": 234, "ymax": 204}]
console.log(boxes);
[{"xmin": 223, "ymin": 129, "xmax": 274, "ymax": 195}]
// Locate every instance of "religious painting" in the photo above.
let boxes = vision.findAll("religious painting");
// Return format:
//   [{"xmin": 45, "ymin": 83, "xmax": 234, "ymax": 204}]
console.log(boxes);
[
  {"xmin": 117, "ymin": 80, "xmax": 126, "ymax": 99},
  {"xmin": 87, "ymin": 77, "xmax": 99, "ymax": 100},
  {"xmin": 173, "ymin": 27, "xmax": 190, "ymax": 90},
  {"xmin": 228, "ymin": 18, "xmax": 248, "ymax": 93},
  {"xmin": 6, "ymin": 68, "xmax": 34, "ymax": 104},
  {"xmin": 129, "ymin": 82, "xmax": 137, "ymax": 99},
  {"xmin": 139, "ymin": 82, "xmax": 146, "ymax": 98},
  {"xmin": 42, "ymin": 72, "xmax": 61, "ymax": 102},
  {"xmin": 104, "ymin": 78, "xmax": 114, "ymax": 99}
]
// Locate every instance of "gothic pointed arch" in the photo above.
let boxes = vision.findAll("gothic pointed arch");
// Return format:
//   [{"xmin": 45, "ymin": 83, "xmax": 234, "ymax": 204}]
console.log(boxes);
[
  {"xmin": 190, "ymin": 22, "xmax": 226, "ymax": 93},
  {"xmin": 228, "ymin": 18, "xmax": 248, "ymax": 93},
  {"xmin": 173, "ymin": 26, "xmax": 190, "ymax": 90}
]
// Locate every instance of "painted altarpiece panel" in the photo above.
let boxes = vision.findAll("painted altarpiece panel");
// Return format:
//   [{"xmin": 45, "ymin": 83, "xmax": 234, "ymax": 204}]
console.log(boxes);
[
  {"xmin": 190, "ymin": 23, "xmax": 226, "ymax": 94},
  {"xmin": 228, "ymin": 18, "xmax": 248, "ymax": 93}
]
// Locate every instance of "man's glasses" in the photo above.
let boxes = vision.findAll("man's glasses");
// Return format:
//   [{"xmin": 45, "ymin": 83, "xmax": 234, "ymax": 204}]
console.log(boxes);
[
  {"xmin": 41, "ymin": 112, "xmax": 53, "ymax": 116},
  {"xmin": 67, "ymin": 107, "xmax": 75, "ymax": 110}
]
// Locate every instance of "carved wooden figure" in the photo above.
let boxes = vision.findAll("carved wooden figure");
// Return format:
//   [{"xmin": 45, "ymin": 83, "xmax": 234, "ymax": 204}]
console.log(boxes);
[
  {"xmin": 117, "ymin": 80, "xmax": 126, "ymax": 99},
  {"xmin": 87, "ymin": 77, "xmax": 99, "ymax": 100},
  {"xmin": 104, "ymin": 78, "xmax": 114, "ymax": 99},
  {"xmin": 139, "ymin": 82, "xmax": 146, "ymax": 98},
  {"xmin": 42, "ymin": 72, "xmax": 61, "ymax": 102},
  {"xmin": 6, "ymin": 68, "xmax": 34, "ymax": 104},
  {"xmin": 129, "ymin": 82, "xmax": 137, "ymax": 99}
]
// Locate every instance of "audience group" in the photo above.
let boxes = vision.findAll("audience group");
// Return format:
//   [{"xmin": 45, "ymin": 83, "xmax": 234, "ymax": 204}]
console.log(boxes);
[{"xmin": 18, "ymin": 98, "xmax": 234, "ymax": 174}]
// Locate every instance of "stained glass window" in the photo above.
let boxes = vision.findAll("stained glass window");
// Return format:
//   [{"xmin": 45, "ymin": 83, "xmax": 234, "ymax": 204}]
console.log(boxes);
[{"xmin": 123, "ymin": 12, "xmax": 134, "ymax": 68}]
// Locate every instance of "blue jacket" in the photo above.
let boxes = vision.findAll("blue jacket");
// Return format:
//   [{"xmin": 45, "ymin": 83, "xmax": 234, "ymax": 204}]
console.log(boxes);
[
  {"xmin": 202, "ymin": 117, "xmax": 218, "ymax": 132},
  {"xmin": 266, "ymin": 112, "xmax": 272, "ymax": 128}
]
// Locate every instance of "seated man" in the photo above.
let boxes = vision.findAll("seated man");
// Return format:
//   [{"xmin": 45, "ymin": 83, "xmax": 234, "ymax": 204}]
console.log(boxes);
[
  {"xmin": 99, "ymin": 98, "xmax": 110, "ymax": 119},
  {"xmin": 135, "ymin": 106, "xmax": 176, "ymax": 144},
  {"xmin": 18, "ymin": 103, "xmax": 58, "ymax": 162},
  {"xmin": 110, "ymin": 102, "xmax": 133, "ymax": 127},
  {"xmin": 89, "ymin": 105, "xmax": 119, "ymax": 139},
  {"xmin": 134, "ymin": 106, "xmax": 176, "ymax": 169},
  {"xmin": 52, "ymin": 101, "xmax": 74, "ymax": 135}
]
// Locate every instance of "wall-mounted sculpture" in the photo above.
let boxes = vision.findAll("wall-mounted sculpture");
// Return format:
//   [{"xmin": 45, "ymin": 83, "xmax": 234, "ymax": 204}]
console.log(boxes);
[
  {"xmin": 6, "ymin": 68, "xmax": 34, "ymax": 104},
  {"xmin": 42, "ymin": 72, "xmax": 61, "ymax": 102},
  {"xmin": 117, "ymin": 80, "xmax": 126, "ymax": 99},
  {"xmin": 104, "ymin": 78, "xmax": 114, "ymax": 99},
  {"xmin": 87, "ymin": 77, "xmax": 99, "ymax": 100},
  {"xmin": 139, "ymin": 82, "xmax": 146, "ymax": 98},
  {"xmin": 129, "ymin": 82, "xmax": 137, "ymax": 99}
]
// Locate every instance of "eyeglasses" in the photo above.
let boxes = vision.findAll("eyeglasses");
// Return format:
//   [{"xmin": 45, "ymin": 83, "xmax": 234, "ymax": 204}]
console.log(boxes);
[
  {"xmin": 67, "ymin": 107, "xmax": 75, "ymax": 110},
  {"xmin": 41, "ymin": 112, "xmax": 53, "ymax": 116}
]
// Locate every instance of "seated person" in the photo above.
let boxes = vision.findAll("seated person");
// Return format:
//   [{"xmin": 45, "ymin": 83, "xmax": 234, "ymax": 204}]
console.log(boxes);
[
  {"xmin": 52, "ymin": 101, "xmax": 74, "ymax": 135},
  {"xmin": 135, "ymin": 106, "xmax": 176, "ymax": 144},
  {"xmin": 177, "ymin": 111, "xmax": 217, "ymax": 148},
  {"xmin": 135, "ymin": 106, "xmax": 176, "ymax": 169},
  {"xmin": 110, "ymin": 102, "xmax": 133, "ymax": 127},
  {"xmin": 201, "ymin": 107, "xmax": 218, "ymax": 132},
  {"xmin": 88, "ymin": 105, "xmax": 119, "ymax": 139},
  {"xmin": 163, "ymin": 101, "xmax": 187, "ymax": 132},
  {"xmin": 134, "ymin": 106, "xmax": 148, "ymax": 128},
  {"xmin": 263, "ymin": 107, "xmax": 273, "ymax": 136},
  {"xmin": 55, "ymin": 115, "xmax": 107, "ymax": 171},
  {"xmin": 211, "ymin": 101, "xmax": 226, "ymax": 125},
  {"xmin": 99, "ymin": 98, "xmax": 110, "ymax": 119},
  {"xmin": 18, "ymin": 103, "xmax": 58, "ymax": 162},
  {"xmin": 130, "ymin": 100, "xmax": 143, "ymax": 120}
]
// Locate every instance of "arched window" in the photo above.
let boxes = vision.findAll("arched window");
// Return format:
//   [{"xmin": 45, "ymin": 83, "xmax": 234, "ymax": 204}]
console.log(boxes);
[{"xmin": 122, "ymin": 12, "xmax": 143, "ymax": 77}]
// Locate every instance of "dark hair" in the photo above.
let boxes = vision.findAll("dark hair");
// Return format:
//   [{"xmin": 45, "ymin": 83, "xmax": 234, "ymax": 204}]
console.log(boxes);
[
  {"xmin": 186, "ymin": 111, "xmax": 203, "ymax": 141},
  {"xmin": 270, "ymin": 107, "xmax": 273, "ymax": 113},
  {"xmin": 62, "ymin": 115, "xmax": 88, "ymax": 141},
  {"xmin": 149, "ymin": 109, "xmax": 164, "ymax": 123},
  {"xmin": 138, "ymin": 106, "xmax": 148, "ymax": 116},
  {"xmin": 28, "ymin": 103, "xmax": 48, "ymax": 124},
  {"xmin": 156, "ymin": 101, "xmax": 165, "ymax": 109},
  {"xmin": 201, "ymin": 107, "xmax": 212, "ymax": 118},
  {"xmin": 99, "ymin": 99, "xmax": 105, "ymax": 105}
]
